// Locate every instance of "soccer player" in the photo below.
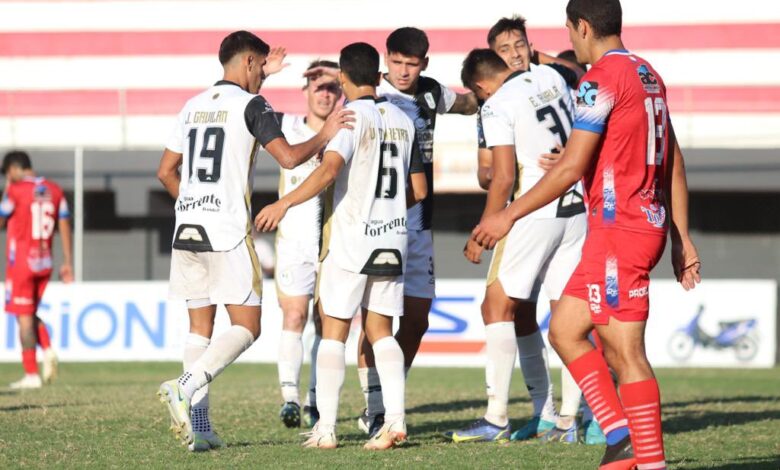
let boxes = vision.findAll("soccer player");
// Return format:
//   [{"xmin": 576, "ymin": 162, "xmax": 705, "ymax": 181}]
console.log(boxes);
[
  {"xmin": 451, "ymin": 48, "xmax": 587, "ymax": 443},
  {"xmin": 256, "ymin": 42, "xmax": 427, "ymax": 449},
  {"xmin": 472, "ymin": 1, "xmax": 701, "ymax": 468},
  {"xmin": 1, "ymin": 151, "xmax": 72, "ymax": 389},
  {"xmin": 471, "ymin": 16, "xmax": 592, "ymax": 443},
  {"xmin": 156, "ymin": 30, "xmax": 352, "ymax": 451},
  {"xmin": 273, "ymin": 60, "xmax": 342, "ymax": 428}
]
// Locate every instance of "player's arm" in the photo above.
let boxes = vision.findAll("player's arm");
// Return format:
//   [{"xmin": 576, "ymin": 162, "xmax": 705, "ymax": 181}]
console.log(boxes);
[
  {"xmin": 536, "ymin": 51, "xmax": 585, "ymax": 83},
  {"xmin": 157, "ymin": 149, "xmax": 183, "ymax": 199},
  {"xmin": 255, "ymin": 151, "xmax": 344, "ymax": 232},
  {"xmin": 58, "ymin": 215, "xmax": 74, "ymax": 283},
  {"xmin": 477, "ymin": 148, "xmax": 493, "ymax": 190},
  {"xmin": 665, "ymin": 123, "xmax": 701, "ymax": 290},
  {"xmin": 448, "ymin": 92, "xmax": 479, "ymax": 115},
  {"xmin": 472, "ymin": 129, "xmax": 600, "ymax": 249},
  {"xmin": 0, "ymin": 180, "xmax": 15, "ymax": 229}
]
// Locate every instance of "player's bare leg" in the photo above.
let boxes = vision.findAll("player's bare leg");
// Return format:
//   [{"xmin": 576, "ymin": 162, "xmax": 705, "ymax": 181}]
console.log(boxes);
[
  {"xmin": 395, "ymin": 296, "xmax": 432, "ymax": 367},
  {"xmin": 363, "ymin": 309, "xmax": 407, "ymax": 450},
  {"xmin": 278, "ymin": 294, "xmax": 309, "ymax": 427},
  {"xmin": 303, "ymin": 305, "xmax": 349, "ymax": 449},
  {"xmin": 10, "ymin": 314, "xmax": 42, "ymax": 389},
  {"xmin": 596, "ymin": 318, "xmax": 666, "ymax": 469},
  {"xmin": 548, "ymin": 296, "xmax": 634, "ymax": 469}
]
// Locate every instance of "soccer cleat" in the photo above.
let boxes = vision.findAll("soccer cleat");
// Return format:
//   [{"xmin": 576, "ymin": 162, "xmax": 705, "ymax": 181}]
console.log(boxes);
[
  {"xmin": 279, "ymin": 402, "xmax": 301, "ymax": 428},
  {"xmin": 510, "ymin": 416, "xmax": 555, "ymax": 441},
  {"xmin": 449, "ymin": 418, "xmax": 510, "ymax": 443},
  {"xmin": 364, "ymin": 420, "xmax": 407, "ymax": 450},
  {"xmin": 157, "ymin": 380, "xmax": 192, "ymax": 446},
  {"xmin": 42, "ymin": 349, "xmax": 58, "ymax": 384},
  {"xmin": 599, "ymin": 434, "xmax": 637, "ymax": 470},
  {"xmin": 188, "ymin": 430, "xmax": 225, "ymax": 452},
  {"xmin": 303, "ymin": 405, "xmax": 319, "ymax": 428},
  {"xmin": 583, "ymin": 420, "xmax": 607, "ymax": 445},
  {"xmin": 357, "ymin": 409, "xmax": 385, "ymax": 438},
  {"xmin": 301, "ymin": 423, "xmax": 338, "ymax": 449},
  {"xmin": 541, "ymin": 423, "xmax": 579, "ymax": 443},
  {"xmin": 9, "ymin": 374, "xmax": 42, "ymax": 390}
]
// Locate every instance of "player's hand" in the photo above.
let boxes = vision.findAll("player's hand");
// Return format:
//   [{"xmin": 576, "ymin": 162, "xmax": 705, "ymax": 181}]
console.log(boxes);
[
  {"xmin": 254, "ymin": 200, "xmax": 290, "ymax": 232},
  {"xmin": 672, "ymin": 238, "xmax": 701, "ymax": 291},
  {"xmin": 263, "ymin": 47, "xmax": 290, "ymax": 76},
  {"xmin": 472, "ymin": 210, "xmax": 513, "ymax": 250},
  {"xmin": 321, "ymin": 106, "xmax": 355, "ymax": 139},
  {"xmin": 303, "ymin": 65, "xmax": 340, "ymax": 81},
  {"xmin": 59, "ymin": 264, "xmax": 74, "ymax": 283},
  {"xmin": 463, "ymin": 238, "xmax": 484, "ymax": 264},
  {"xmin": 538, "ymin": 145, "xmax": 563, "ymax": 172}
]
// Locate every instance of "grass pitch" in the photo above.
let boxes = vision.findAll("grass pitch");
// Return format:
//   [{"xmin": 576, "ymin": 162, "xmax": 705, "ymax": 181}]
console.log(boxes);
[{"xmin": 0, "ymin": 363, "xmax": 778, "ymax": 469}]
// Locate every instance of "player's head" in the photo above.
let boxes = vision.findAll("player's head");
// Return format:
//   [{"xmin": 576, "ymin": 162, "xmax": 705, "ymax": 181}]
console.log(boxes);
[
  {"xmin": 565, "ymin": 0, "xmax": 622, "ymax": 64},
  {"xmin": 385, "ymin": 27, "xmax": 429, "ymax": 93},
  {"xmin": 304, "ymin": 60, "xmax": 342, "ymax": 120},
  {"xmin": 219, "ymin": 30, "xmax": 271, "ymax": 94},
  {"xmin": 557, "ymin": 49, "xmax": 588, "ymax": 75},
  {"xmin": 487, "ymin": 15, "xmax": 533, "ymax": 73},
  {"xmin": 461, "ymin": 49, "xmax": 510, "ymax": 100},
  {"xmin": 2, "ymin": 150, "xmax": 33, "ymax": 182},
  {"xmin": 338, "ymin": 42, "xmax": 381, "ymax": 98}
]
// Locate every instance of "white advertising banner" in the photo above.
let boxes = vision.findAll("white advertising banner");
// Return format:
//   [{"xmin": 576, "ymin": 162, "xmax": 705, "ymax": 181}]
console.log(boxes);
[{"xmin": 0, "ymin": 279, "xmax": 776, "ymax": 368}]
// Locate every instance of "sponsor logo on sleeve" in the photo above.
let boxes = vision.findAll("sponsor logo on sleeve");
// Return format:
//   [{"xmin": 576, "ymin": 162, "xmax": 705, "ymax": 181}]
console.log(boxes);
[
  {"xmin": 637, "ymin": 65, "xmax": 661, "ymax": 94},
  {"xmin": 577, "ymin": 81, "xmax": 599, "ymax": 107},
  {"xmin": 424, "ymin": 92, "xmax": 437, "ymax": 109}
]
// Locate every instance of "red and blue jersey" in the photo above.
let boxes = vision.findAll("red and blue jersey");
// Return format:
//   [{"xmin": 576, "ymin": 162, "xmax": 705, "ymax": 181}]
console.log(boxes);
[{"xmin": 573, "ymin": 49, "xmax": 670, "ymax": 235}]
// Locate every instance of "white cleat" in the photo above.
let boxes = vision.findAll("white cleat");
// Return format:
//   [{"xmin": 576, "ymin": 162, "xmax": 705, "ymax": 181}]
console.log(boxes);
[
  {"xmin": 188, "ymin": 430, "xmax": 225, "ymax": 452},
  {"xmin": 301, "ymin": 423, "xmax": 338, "ymax": 449},
  {"xmin": 157, "ymin": 380, "xmax": 192, "ymax": 446},
  {"xmin": 364, "ymin": 420, "xmax": 407, "ymax": 450},
  {"xmin": 9, "ymin": 374, "xmax": 42, "ymax": 390},
  {"xmin": 42, "ymin": 349, "xmax": 58, "ymax": 384}
]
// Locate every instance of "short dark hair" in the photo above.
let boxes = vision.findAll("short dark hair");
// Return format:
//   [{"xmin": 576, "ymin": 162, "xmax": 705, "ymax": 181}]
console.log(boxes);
[
  {"xmin": 304, "ymin": 59, "xmax": 340, "ymax": 88},
  {"xmin": 461, "ymin": 49, "xmax": 509, "ymax": 92},
  {"xmin": 2, "ymin": 150, "xmax": 32, "ymax": 175},
  {"xmin": 218, "ymin": 30, "xmax": 270, "ymax": 66},
  {"xmin": 556, "ymin": 49, "xmax": 588, "ymax": 74},
  {"xmin": 340, "ymin": 42, "xmax": 380, "ymax": 87},
  {"xmin": 386, "ymin": 27, "xmax": 429, "ymax": 59},
  {"xmin": 566, "ymin": 0, "xmax": 622, "ymax": 38},
  {"xmin": 487, "ymin": 15, "xmax": 528, "ymax": 46}
]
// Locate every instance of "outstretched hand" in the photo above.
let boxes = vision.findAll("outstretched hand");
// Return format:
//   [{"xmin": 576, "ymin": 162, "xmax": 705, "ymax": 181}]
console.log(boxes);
[
  {"xmin": 263, "ymin": 47, "xmax": 290, "ymax": 76},
  {"xmin": 303, "ymin": 65, "xmax": 340, "ymax": 81}
]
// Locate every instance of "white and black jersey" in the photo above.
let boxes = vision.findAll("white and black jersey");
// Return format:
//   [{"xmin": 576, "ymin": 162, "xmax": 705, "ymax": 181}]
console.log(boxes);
[
  {"xmin": 377, "ymin": 76, "xmax": 456, "ymax": 231},
  {"xmin": 320, "ymin": 96, "xmax": 424, "ymax": 277},
  {"xmin": 166, "ymin": 80, "xmax": 284, "ymax": 252},
  {"xmin": 480, "ymin": 64, "xmax": 585, "ymax": 219}
]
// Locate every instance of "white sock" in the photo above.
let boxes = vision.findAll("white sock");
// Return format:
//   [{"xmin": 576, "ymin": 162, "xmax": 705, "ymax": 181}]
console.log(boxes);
[
  {"xmin": 183, "ymin": 333, "xmax": 211, "ymax": 410},
  {"xmin": 517, "ymin": 330, "xmax": 557, "ymax": 422},
  {"xmin": 305, "ymin": 335, "xmax": 321, "ymax": 407},
  {"xmin": 372, "ymin": 336, "xmax": 404, "ymax": 425},
  {"xmin": 315, "ymin": 339, "xmax": 345, "ymax": 434},
  {"xmin": 358, "ymin": 367, "xmax": 369, "ymax": 408},
  {"xmin": 178, "ymin": 325, "xmax": 255, "ymax": 400},
  {"xmin": 278, "ymin": 330, "xmax": 303, "ymax": 405},
  {"xmin": 484, "ymin": 322, "xmax": 516, "ymax": 427},
  {"xmin": 560, "ymin": 364, "xmax": 582, "ymax": 418}
]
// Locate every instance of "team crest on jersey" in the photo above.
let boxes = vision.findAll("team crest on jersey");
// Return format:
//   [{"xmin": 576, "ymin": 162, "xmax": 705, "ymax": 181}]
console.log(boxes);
[
  {"xmin": 212, "ymin": 93, "xmax": 220, "ymax": 100},
  {"xmin": 637, "ymin": 65, "xmax": 660, "ymax": 94},
  {"xmin": 640, "ymin": 203, "xmax": 666, "ymax": 228},
  {"xmin": 577, "ymin": 81, "xmax": 599, "ymax": 107},
  {"xmin": 424, "ymin": 92, "xmax": 436, "ymax": 109}
]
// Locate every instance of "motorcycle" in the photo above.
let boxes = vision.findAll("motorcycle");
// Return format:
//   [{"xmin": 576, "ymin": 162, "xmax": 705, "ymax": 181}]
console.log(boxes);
[{"xmin": 667, "ymin": 305, "xmax": 759, "ymax": 362}]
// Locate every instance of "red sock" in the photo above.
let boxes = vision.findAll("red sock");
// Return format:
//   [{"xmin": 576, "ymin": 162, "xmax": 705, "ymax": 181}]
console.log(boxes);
[
  {"xmin": 22, "ymin": 348, "xmax": 38, "ymax": 374},
  {"xmin": 37, "ymin": 322, "xmax": 52, "ymax": 350},
  {"xmin": 566, "ymin": 348, "xmax": 628, "ymax": 435},
  {"xmin": 620, "ymin": 379, "xmax": 666, "ymax": 470}
]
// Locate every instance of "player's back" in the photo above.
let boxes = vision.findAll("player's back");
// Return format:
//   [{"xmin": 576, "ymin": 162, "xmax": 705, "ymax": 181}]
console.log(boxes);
[
  {"xmin": 573, "ymin": 50, "xmax": 669, "ymax": 234},
  {"xmin": 171, "ymin": 82, "xmax": 267, "ymax": 252},
  {"xmin": 323, "ymin": 97, "xmax": 415, "ymax": 276}
]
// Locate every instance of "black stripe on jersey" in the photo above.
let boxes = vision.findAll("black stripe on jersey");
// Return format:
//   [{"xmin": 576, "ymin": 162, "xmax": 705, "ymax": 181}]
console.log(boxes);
[
  {"xmin": 244, "ymin": 95, "xmax": 285, "ymax": 147},
  {"xmin": 546, "ymin": 63, "xmax": 580, "ymax": 89}
]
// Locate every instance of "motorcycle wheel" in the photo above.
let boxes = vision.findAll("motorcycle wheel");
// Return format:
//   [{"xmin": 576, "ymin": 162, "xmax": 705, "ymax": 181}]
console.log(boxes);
[
  {"xmin": 734, "ymin": 336, "xmax": 758, "ymax": 362},
  {"xmin": 667, "ymin": 332, "xmax": 695, "ymax": 361}
]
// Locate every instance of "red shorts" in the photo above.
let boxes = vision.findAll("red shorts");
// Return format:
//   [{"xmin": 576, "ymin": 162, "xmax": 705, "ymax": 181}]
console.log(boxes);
[
  {"xmin": 4, "ymin": 269, "xmax": 51, "ymax": 315},
  {"xmin": 563, "ymin": 228, "xmax": 666, "ymax": 325}
]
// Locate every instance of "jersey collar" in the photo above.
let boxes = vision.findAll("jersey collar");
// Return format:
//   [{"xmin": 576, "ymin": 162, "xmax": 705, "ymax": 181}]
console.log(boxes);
[
  {"xmin": 504, "ymin": 69, "xmax": 527, "ymax": 84},
  {"xmin": 214, "ymin": 79, "xmax": 242, "ymax": 88},
  {"xmin": 355, "ymin": 95, "xmax": 388, "ymax": 103},
  {"xmin": 604, "ymin": 49, "xmax": 630, "ymax": 56}
]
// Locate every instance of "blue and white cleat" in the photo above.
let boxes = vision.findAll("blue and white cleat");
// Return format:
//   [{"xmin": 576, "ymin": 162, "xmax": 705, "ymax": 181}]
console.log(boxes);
[
  {"xmin": 280, "ymin": 402, "xmax": 301, "ymax": 428},
  {"xmin": 541, "ymin": 423, "xmax": 579, "ymax": 443},
  {"xmin": 583, "ymin": 420, "xmax": 607, "ymax": 445},
  {"xmin": 303, "ymin": 404, "xmax": 319, "ymax": 428},
  {"xmin": 449, "ymin": 418, "xmax": 510, "ymax": 443},
  {"xmin": 157, "ymin": 380, "xmax": 192, "ymax": 446},
  {"xmin": 510, "ymin": 416, "xmax": 555, "ymax": 441}
]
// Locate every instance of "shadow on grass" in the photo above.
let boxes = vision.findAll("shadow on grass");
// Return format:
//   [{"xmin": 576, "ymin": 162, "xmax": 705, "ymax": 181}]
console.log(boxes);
[
  {"xmin": 0, "ymin": 402, "xmax": 74, "ymax": 413},
  {"xmin": 677, "ymin": 455, "xmax": 780, "ymax": 469},
  {"xmin": 664, "ymin": 409, "xmax": 780, "ymax": 435},
  {"xmin": 665, "ymin": 395, "xmax": 779, "ymax": 408},
  {"xmin": 407, "ymin": 396, "xmax": 529, "ymax": 415}
]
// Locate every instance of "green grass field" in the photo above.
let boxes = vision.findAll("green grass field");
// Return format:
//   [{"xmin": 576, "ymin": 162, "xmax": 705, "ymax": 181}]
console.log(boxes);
[{"xmin": 0, "ymin": 363, "xmax": 778, "ymax": 469}]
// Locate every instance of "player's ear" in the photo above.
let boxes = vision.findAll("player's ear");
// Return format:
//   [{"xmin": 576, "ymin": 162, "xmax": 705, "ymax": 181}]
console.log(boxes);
[
  {"xmin": 422, "ymin": 57, "xmax": 429, "ymax": 71},
  {"xmin": 374, "ymin": 72, "xmax": 382, "ymax": 87}
]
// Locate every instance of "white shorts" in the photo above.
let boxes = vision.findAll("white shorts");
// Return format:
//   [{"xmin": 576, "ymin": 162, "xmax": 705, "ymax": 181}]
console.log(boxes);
[
  {"xmin": 169, "ymin": 237, "xmax": 262, "ymax": 306},
  {"xmin": 275, "ymin": 236, "xmax": 318, "ymax": 298},
  {"xmin": 317, "ymin": 254, "xmax": 404, "ymax": 319},
  {"xmin": 404, "ymin": 229, "xmax": 436, "ymax": 299},
  {"xmin": 486, "ymin": 213, "xmax": 586, "ymax": 301}
]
